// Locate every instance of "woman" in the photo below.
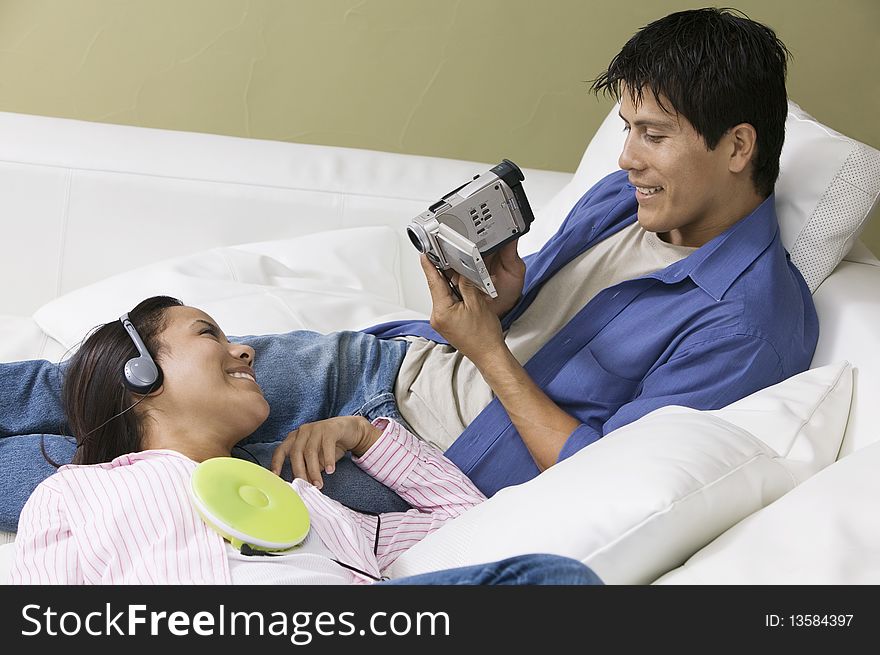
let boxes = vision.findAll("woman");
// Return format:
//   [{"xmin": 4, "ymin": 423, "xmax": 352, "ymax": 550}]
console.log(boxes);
[{"xmin": 10, "ymin": 296, "xmax": 600, "ymax": 585}]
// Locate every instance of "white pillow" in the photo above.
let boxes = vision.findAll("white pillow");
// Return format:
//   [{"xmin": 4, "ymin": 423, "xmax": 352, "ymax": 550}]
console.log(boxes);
[
  {"xmin": 0, "ymin": 315, "xmax": 66, "ymax": 363},
  {"xmin": 519, "ymin": 101, "xmax": 880, "ymax": 293},
  {"xmin": 388, "ymin": 361, "xmax": 853, "ymax": 585},
  {"xmin": 655, "ymin": 437, "xmax": 880, "ymax": 584},
  {"xmin": 32, "ymin": 226, "xmax": 426, "ymax": 351}
]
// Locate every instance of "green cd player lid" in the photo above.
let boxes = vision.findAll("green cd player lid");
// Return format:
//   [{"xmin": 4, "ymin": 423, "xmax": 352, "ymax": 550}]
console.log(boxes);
[{"xmin": 189, "ymin": 457, "xmax": 310, "ymax": 552}]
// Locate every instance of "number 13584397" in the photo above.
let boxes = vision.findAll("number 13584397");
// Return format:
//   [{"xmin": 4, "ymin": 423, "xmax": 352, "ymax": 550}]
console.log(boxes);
[{"xmin": 765, "ymin": 614, "xmax": 853, "ymax": 628}]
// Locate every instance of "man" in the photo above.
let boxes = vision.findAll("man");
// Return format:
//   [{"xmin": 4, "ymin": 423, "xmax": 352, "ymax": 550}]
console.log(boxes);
[
  {"xmin": 351, "ymin": 7, "xmax": 817, "ymax": 495},
  {"xmin": 0, "ymin": 8, "xmax": 817, "ymax": 524}
]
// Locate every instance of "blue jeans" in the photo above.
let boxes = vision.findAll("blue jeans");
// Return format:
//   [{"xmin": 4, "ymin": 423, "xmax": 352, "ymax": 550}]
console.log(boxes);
[
  {"xmin": 0, "ymin": 330, "xmax": 412, "ymax": 531},
  {"xmin": 380, "ymin": 554, "xmax": 604, "ymax": 585}
]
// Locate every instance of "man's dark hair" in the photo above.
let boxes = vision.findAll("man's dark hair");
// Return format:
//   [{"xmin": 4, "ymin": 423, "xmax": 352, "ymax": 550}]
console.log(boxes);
[{"xmin": 590, "ymin": 7, "xmax": 791, "ymax": 197}]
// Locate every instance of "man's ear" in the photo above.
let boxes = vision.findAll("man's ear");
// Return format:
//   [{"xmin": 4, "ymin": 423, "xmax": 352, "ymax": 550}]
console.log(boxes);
[{"xmin": 727, "ymin": 123, "xmax": 758, "ymax": 174}]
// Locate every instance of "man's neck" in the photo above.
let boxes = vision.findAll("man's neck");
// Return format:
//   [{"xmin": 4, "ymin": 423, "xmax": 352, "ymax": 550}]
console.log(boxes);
[{"xmin": 660, "ymin": 185, "xmax": 767, "ymax": 248}]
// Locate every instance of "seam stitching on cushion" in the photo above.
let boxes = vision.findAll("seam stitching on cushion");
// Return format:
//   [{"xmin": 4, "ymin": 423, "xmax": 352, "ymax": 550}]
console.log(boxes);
[
  {"xmin": 786, "ymin": 112, "xmax": 848, "ymax": 141},
  {"xmin": 0, "ymin": 157, "xmax": 479, "ymax": 205},
  {"xmin": 586, "ymin": 451, "xmax": 793, "ymax": 562},
  {"xmin": 780, "ymin": 363, "xmax": 848, "ymax": 458},
  {"xmin": 390, "ymin": 230, "xmax": 405, "ymax": 306},
  {"xmin": 705, "ymin": 415, "xmax": 801, "ymax": 488},
  {"xmin": 216, "ymin": 249, "xmax": 240, "ymax": 282},
  {"xmin": 54, "ymin": 169, "xmax": 73, "ymax": 299},
  {"xmin": 259, "ymin": 288, "xmax": 307, "ymax": 327}
]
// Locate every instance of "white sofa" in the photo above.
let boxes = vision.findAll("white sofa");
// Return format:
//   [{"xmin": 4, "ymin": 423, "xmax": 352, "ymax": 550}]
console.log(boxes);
[{"xmin": 0, "ymin": 102, "xmax": 878, "ymax": 584}]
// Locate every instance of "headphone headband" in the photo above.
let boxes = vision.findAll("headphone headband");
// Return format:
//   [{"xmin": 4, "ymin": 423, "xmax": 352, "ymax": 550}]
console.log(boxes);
[
  {"xmin": 120, "ymin": 313, "xmax": 151, "ymax": 357},
  {"xmin": 119, "ymin": 313, "xmax": 162, "ymax": 393}
]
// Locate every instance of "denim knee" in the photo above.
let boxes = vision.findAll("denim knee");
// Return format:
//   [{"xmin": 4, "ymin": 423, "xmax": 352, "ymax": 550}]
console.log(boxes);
[{"xmin": 504, "ymin": 553, "xmax": 604, "ymax": 585}]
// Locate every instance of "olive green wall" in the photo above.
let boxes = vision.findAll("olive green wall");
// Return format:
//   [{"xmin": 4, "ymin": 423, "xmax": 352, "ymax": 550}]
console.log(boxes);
[{"xmin": 0, "ymin": 0, "xmax": 877, "ymax": 253}]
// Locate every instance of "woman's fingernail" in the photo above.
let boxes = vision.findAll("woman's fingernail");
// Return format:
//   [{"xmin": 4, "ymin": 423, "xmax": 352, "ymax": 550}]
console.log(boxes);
[
  {"xmin": 325, "ymin": 465, "xmax": 334, "ymax": 474},
  {"xmin": 313, "ymin": 480, "xmax": 322, "ymax": 488}
]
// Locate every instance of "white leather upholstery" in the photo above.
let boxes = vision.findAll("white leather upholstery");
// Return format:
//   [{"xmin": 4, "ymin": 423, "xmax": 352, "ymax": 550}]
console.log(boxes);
[
  {"xmin": 811, "ymin": 260, "xmax": 880, "ymax": 455},
  {"xmin": 0, "ymin": 111, "xmax": 572, "ymax": 318}
]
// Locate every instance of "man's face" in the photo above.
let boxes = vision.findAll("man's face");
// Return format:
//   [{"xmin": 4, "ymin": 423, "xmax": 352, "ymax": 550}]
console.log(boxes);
[{"xmin": 617, "ymin": 86, "xmax": 737, "ymax": 247}]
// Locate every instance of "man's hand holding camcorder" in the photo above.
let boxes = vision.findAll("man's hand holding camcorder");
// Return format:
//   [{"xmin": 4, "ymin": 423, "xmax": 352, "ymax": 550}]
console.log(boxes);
[
  {"xmin": 420, "ymin": 249, "xmax": 579, "ymax": 472},
  {"xmin": 420, "ymin": 254, "xmax": 507, "ymax": 365}
]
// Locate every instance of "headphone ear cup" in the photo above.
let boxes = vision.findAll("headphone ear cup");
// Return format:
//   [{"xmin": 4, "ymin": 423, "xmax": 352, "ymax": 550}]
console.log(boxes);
[{"xmin": 122, "ymin": 356, "xmax": 163, "ymax": 394}]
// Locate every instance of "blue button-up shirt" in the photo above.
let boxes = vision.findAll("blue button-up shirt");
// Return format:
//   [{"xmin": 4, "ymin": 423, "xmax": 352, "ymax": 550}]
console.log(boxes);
[{"xmin": 363, "ymin": 170, "xmax": 819, "ymax": 496}]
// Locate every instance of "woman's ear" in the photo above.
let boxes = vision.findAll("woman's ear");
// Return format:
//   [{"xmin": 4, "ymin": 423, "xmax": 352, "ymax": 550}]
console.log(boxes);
[
  {"xmin": 727, "ymin": 122, "xmax": 758, "ymax": 174},
  {"xmin": 128, "ymin": 380, "xmax": 164, "ymax": 401},
  {"xmin": 145, "ymin": 384, "xmax": 164, "ymax": 397}
]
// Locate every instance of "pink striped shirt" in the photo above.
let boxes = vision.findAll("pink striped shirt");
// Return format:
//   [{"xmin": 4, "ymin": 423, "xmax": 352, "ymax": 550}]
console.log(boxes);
[{"xmin": 10, "ymin": 418, "xmax": 485, "ymax": 584}]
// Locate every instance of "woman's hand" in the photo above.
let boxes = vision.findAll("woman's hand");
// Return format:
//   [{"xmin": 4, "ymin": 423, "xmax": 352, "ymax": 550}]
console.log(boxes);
[{"xmin": 270, "ymin": 415, "xmax": 382, "ymax": 488}]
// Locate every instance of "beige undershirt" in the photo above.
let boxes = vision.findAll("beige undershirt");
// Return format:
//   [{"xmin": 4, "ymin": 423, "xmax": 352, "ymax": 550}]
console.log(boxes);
[{"xmin": 393, "ymin": 220, "xmax": 697, "ymax": 451}]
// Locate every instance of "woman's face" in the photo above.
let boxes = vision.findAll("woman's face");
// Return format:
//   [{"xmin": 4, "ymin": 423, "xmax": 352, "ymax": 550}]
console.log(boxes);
[{"xmin": 149, "ymin": 306, "xmax": 270, "ymax": 441}]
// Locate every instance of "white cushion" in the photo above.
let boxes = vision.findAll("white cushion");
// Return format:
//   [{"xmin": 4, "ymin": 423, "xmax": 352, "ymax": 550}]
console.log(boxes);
[
  {"xmin": 388, "ymin": 361, "xmax": 853, "ymax": 585},
  {"xmin": 700, "ymin": 361, "xmax": 853, "ymax": 484},
  {"xmin": 0, "ymin": 315, "xmax": 66, "ymax": 363},
  {"xmin": 811, "ymin": 261, "xmax": 880, "ymax": 455},
  {"xmin": 32, "ymin": 226, "xmax": 426, "ymax": 352},
  {"xmin": 655, "ymin": 437, "xmax": 880, "ymax": 584},
  {"xmin": 520, "ymin": 101, "xmax": 880, "ymax": 293}
]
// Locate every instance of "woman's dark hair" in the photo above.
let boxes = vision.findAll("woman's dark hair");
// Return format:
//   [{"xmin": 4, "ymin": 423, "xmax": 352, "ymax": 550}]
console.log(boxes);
[
  {"xmin": 590, "ymin": 7, "xmax": 791, "ymax": 197},
  {"xmin": 49, "ymin": 296, "xmax": 183, "ymax": 466}
]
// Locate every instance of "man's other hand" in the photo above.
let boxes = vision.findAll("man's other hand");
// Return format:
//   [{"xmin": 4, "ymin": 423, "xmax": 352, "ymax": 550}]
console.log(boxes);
[{"xmin": 481, "ymin": 239, "xmax": 525, "ymax": 318}]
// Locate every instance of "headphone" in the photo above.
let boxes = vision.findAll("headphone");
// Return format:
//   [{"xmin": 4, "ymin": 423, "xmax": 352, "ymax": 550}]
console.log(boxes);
[
  {"xmin": 75, "ymin": 313, "xmax": 163, "ymax": 441},
  {"xmin": 120, "ymin": 313, "xmax": 163, "ymax": 394}
]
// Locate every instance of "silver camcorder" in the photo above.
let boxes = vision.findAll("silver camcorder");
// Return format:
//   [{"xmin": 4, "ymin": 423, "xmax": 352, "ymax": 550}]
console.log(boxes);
[{"xmin": 406, "ymin": 159, "xmax": 535, "ymax": 298}]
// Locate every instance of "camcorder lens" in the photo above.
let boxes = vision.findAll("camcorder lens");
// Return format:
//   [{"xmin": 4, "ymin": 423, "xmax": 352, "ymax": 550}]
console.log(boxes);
[{"xmin": 406, "ymin": 226, "xmax": 427, "ymax": 253}]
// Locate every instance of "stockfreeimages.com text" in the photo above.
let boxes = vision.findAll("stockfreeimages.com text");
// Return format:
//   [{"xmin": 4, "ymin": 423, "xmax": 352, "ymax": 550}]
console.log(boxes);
[{"xmin": 21, "ymin": 603, "xmax": 451, "ymax": 645}]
